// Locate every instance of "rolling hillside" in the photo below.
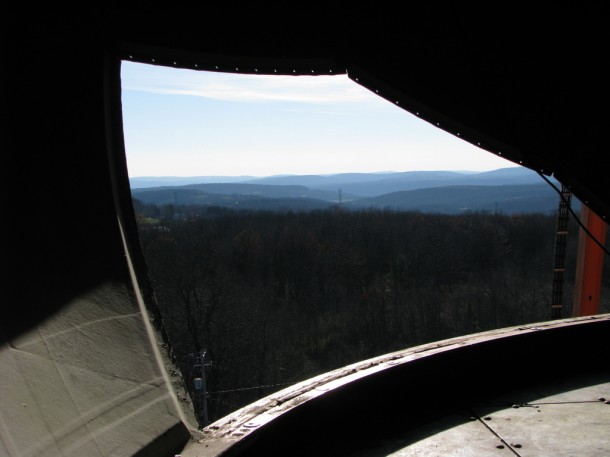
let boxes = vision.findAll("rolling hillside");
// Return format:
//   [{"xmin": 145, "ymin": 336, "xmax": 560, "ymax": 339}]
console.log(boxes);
[
  {"xmin": 130, "ymin": 169, "xmax": 570, "ymax": 215},
  {"xmin": 344, "ymin": 183, "xmax": 570, "ymax": 214}
]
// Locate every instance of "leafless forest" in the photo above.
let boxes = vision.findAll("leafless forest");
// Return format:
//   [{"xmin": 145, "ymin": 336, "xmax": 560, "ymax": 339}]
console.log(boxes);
[{"xmin": 135, "ymin": 204, "xmax": 609, "ymax": 422}]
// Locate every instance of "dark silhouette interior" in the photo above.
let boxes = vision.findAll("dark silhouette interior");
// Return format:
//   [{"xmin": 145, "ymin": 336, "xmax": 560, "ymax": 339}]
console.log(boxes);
[{"xmin": 4, "ymin": 5, "xmax": 609, "ymax": 456}]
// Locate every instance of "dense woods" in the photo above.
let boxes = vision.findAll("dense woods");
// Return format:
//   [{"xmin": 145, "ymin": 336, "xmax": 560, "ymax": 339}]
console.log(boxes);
[{"xmin": 134, "ymin": 202, "xmax": 609, "ymax": 423}]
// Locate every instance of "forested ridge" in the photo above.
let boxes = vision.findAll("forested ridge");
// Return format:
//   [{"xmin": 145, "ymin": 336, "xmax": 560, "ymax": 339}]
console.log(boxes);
[{"xmin": 134, "ymin": 203, "xmax": 609, "ymax": 423}]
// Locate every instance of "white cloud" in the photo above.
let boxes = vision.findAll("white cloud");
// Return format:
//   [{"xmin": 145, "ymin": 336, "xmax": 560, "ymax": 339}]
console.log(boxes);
[{"xmin": 121, "ymin": 61, "xmax": 378, "ymax": 104}]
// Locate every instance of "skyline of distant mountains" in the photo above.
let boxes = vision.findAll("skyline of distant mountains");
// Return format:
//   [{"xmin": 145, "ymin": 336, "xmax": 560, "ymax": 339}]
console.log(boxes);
[
  {"xmin": 130, "ymin": 167, "xmax": 553, "ymax": 189},
  {"xmin": 130, "ymin": 167, "xmax": 570, "ymax": 214},
  {"xmin": 129, "ymin": 170, "xmax": 481, "ymax": 190}
]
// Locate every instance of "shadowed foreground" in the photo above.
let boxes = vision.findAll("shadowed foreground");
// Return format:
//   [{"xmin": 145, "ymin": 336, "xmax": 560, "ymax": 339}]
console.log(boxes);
[{"xmin": 182, "ymin": 315, "xmax": 610, "ymax": 456}]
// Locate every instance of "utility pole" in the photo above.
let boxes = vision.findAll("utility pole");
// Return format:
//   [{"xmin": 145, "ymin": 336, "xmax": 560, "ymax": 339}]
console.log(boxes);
[{"xmin": 190, "ymin": 350, "xmax": 210, "ymax": 427}]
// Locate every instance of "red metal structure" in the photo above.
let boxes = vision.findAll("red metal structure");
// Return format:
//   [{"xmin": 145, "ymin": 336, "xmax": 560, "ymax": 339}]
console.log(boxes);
[{"xmin": 573, "ymin": 206, "xmax": 607, "ymax": 316}]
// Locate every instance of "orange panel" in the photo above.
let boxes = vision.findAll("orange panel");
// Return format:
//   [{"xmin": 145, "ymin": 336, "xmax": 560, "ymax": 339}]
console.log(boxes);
[{"xmin": 573, "ymin": 206, "xmax": 607, "ymax": 316}]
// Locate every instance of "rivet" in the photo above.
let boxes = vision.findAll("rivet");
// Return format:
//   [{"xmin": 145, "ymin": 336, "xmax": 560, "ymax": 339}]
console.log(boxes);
[
  {"xmin": 519, "ymin": 160, "xmax": 523, "ymax": 164},
  {"xmin": 173, "ymin": 61, "xmax": 177, "ymax": 65},
  {"xmin": 215, "ymin": 66, "xmax": 219, "ymax": 69},
  {"xmin": 512, "ymin": 404, "xmax": 520, "ymax": 408},
  {"xmin": 151, "ymin": 59, "xmax": 155, "ymax": 62},
  {"xmin": 255, "ymin": 69, "xmax": 258, "ymax": 72},
  {"xmin": 235, "ymin": 67, "xmax": 239, "ymax": 71},
  {"xmin": 375, "ymin": 89, "xmax": 379, "ymax": 93},
  {"xmin": 293, "ymin": 70, "xmax": 296, "ymax": 73},
  {"xmin": 457, "ymin": 132, "xmax": 461, "ymax": 136},
  {"xmin": 605, "ymin": 400, "xmax": 610, "ymax": 404},
  {"xmin": 416, "ymin": 112, "xmax": 419, "ymax": 115},
  {"xmin": 194, "ymin": 64, "xmax": 198, "ymax": 68},
  {"xmin": 330, "ymin": 69, "xmax": 333, "ymax": 73},
  {"xmin": 484, "ymin": 416, "xmax": 492, "ymax": 421},
  {"xmin": 274, "ymin": 69, "xmax": 277, "ymax": 73},
  {"xmin": 496, "ymin": 444, "xmax": 504, "ymax": 449},
  {"xmin": 477, "ymin": 142, "xmax": 481, "ymax": 146},
  {"xmin": 395, "ymin": 101, "xmax": 399, "ymax": 104},
  {"xmin": 129, "ymin": 55, "xmax": 133, "ymax": 59},
  {"xmin": 355, "ymin": 78, "xmax": 359, "ymax": 81},
  {"xmin": 498, "ymin": 152, "xmax": 502, "ymax": 155},
  {"xmin": 514, "ymin": 444, "xmax": 522, "ymax": 448},
  {"xmin": 436, "ymin": 122, "xmax": 440, "ymax": 126}
]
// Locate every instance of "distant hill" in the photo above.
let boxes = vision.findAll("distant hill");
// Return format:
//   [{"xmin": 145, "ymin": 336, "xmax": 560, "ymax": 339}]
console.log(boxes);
[
  {"xmin": 345, "ymin": 183, "xmax": 573, "ymax": 214},
  {"xmin": 130, "ymin": 187, "xmax": 333, "ymax": 211},
  {"xmin": 130, "ymin": 167, "xmax": 558, "ymax": 197},
  {"xmin": 308, "ymin": 167, "xmax": 556, "ymax": 197},
  {"xmin": 240, "ymin": 171, "xmax": 458, "ymax": 187},
  {"xmin": 129, "ymin": 176, "xmax": 257, "ymax": 189},
  {"xmin": 129, "ymin": 167, "xmax": 574, "ymax": 214},
  {"xmin": 180, "ymin": 183, "xmax": 348, "ymax": 201},
  {"xmin": 131, "ymin": 182, "xmax": 348, "ymax": 204}
]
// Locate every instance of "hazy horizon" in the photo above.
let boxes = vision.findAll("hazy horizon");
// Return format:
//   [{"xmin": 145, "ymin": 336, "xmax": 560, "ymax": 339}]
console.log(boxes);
[{"xmin": 128, "ymin": 166, "xmax": 521, "ymax": 179}]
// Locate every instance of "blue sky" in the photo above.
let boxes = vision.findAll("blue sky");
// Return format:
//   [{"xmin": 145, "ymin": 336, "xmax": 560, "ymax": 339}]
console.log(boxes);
[{"xmin": 121, "ymin": 61, "xmax": 518, "ymax": 177}]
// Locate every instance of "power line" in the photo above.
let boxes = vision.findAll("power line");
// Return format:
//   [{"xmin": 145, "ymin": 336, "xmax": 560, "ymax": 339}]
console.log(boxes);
[
  {"xmin": 208, "ymin": 381, "xmax": 295, "ymax": 395},
  {"xmin": 538, "ymin": 172, "xmax": 610, "ymax": 257}
]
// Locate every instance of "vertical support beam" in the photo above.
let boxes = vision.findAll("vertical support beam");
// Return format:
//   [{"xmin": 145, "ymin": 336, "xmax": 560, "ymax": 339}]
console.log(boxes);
[
  {"xmin": 550, "ymin": 185, "xmax": 572, "ymax": 319},
  {"xmin": 573, "ymin": 205, "xmax": 607, "ymax": 316}
]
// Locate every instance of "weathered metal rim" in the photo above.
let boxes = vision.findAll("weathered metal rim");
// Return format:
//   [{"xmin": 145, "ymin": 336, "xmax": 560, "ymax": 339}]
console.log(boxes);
[{"xmin": 182, "ymin": 314, "xmax": 610, "ymax": 456}]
